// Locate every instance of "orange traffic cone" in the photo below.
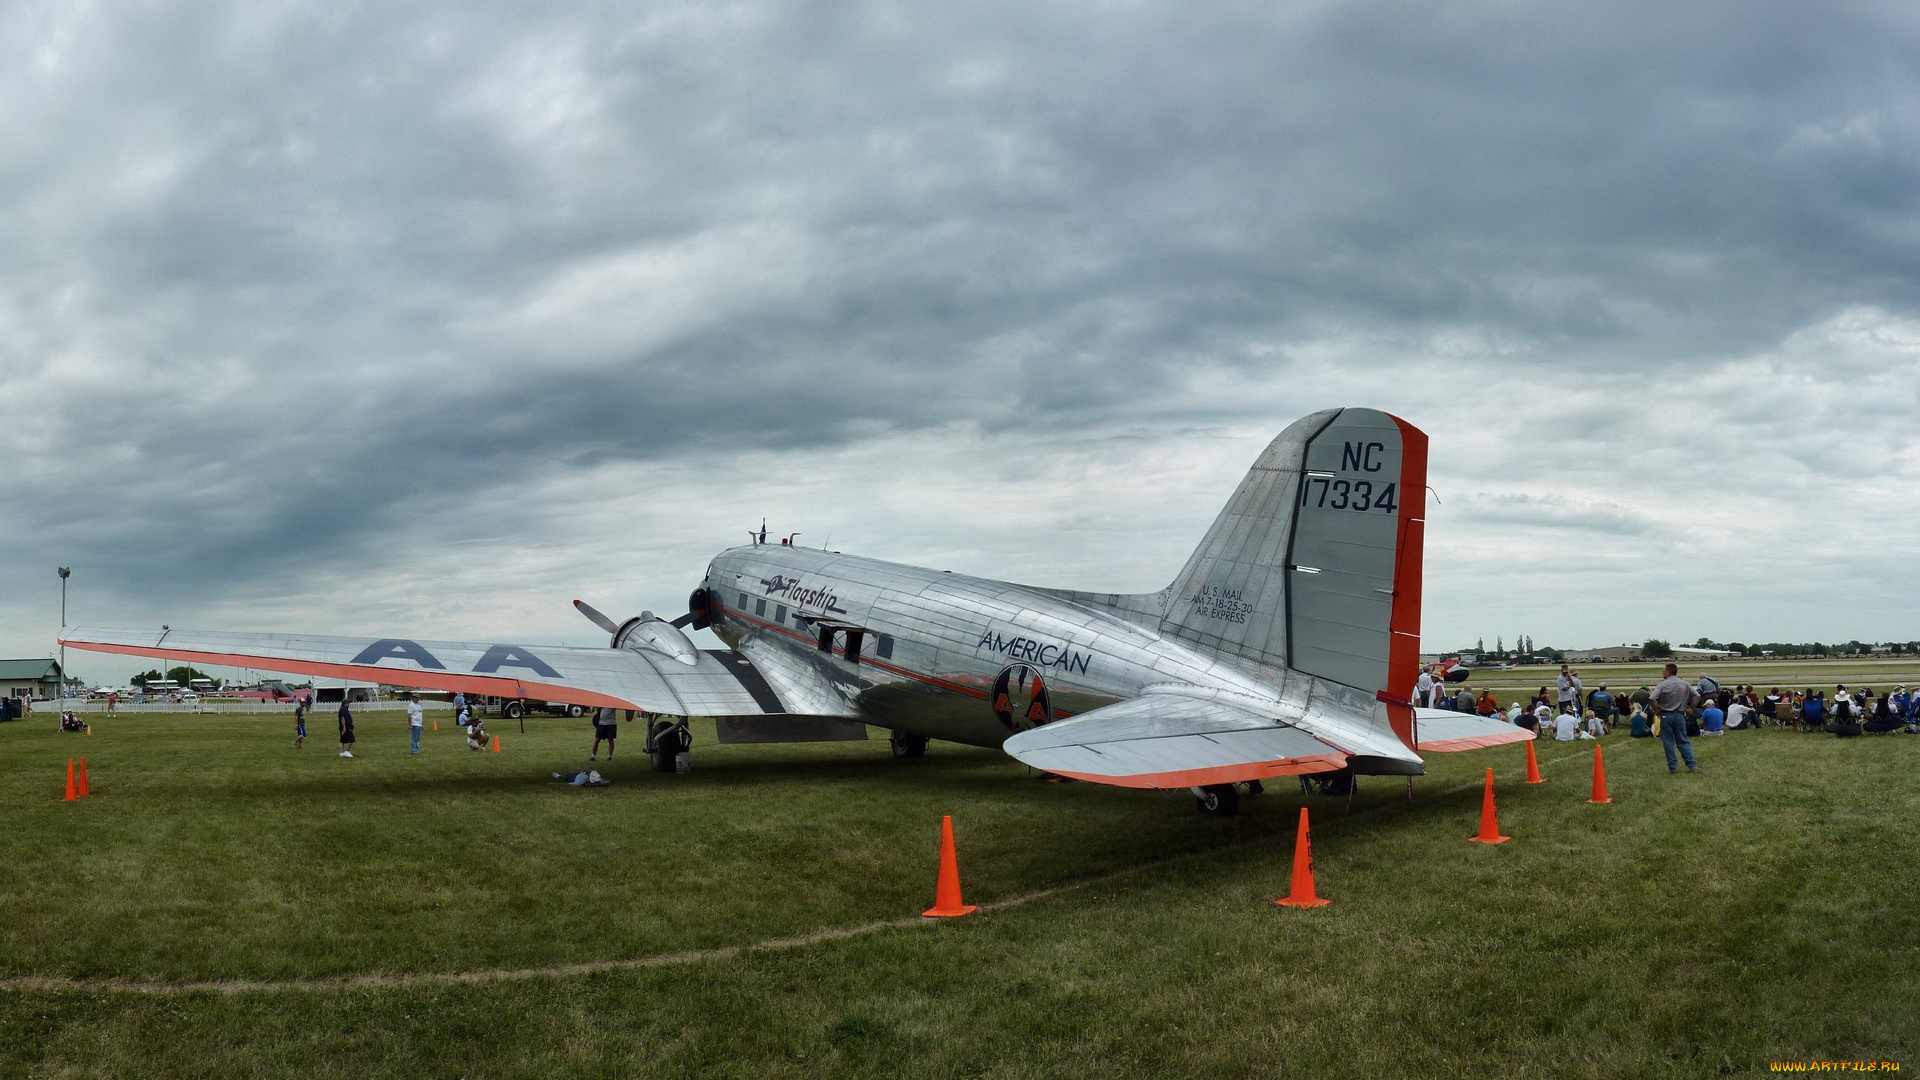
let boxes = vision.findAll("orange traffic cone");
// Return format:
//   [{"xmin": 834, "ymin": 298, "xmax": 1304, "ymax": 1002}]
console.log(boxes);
[
  {"xmin": 77, "ymin": 757, "xmax": 90, "ymax": 798},
  {"xmin": 922, "ymin": 815, "xmax": 977, "ymax": 917},
  {"xmin": 1523, "ymin": 738, "xmax": 1545, "ymax": 784},
  {"xmin": 1274, "ymin": 806, "xmax": 1331, "ymax": 908},
  {"xmin": 85, "ymin": 725, "xmax": 92, "ymax": 735},
  {"xmin": 1586, "ymin": 744, "xmax": 1612, "ymax": 804},
  {"xmin": 64, "ymin": 759, "xmax": 77, "ymax": 802},
  {"xmin": 432, "ymin": 720, "xmax": 438, "ymax": 732},
  {"xmin": 491, "ymin": 734, "xmax": 501, "ymax": 752},
  {"xmin": 1467, "ymin": 767, "xmax": 1511, "ymax": 844}
]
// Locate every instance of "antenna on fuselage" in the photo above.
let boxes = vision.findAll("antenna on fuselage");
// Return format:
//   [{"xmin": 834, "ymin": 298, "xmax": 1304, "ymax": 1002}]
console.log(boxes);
[{"xmin": 783, "ymin": 532, "xmax": 800, "ymax": 547}]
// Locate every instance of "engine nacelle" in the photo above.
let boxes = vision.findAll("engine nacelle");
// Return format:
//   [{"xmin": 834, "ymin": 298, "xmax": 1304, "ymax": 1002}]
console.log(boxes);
[
  {"xmin": 686, "ymin": 587, "xmax": 712, "ymax": 631},
  {"xmin": 613, "ymin": 613, "xmax": 701, "ymax": 667}
]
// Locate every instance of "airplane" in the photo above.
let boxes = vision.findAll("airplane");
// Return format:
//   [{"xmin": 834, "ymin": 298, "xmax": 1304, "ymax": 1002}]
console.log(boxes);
[
  {"xmin": 61, "ymin": 407, "xmax": 1530, "ymax": 815},
  {"xmin": 1436, "ymin": 656, "xmax": 1520, "ymax": 683}
]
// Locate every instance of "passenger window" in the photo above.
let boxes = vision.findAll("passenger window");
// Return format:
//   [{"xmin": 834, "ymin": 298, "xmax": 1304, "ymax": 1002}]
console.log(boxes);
[
  {"xmin": 775, "ymin": 605, "xmax": 788, "ymax": 623},
  {"xmin": 876, "ymin": 634, "xmax": 894, "ymax": 659},
  {"xmin": 737, "ymin": 592, "xmax": 748, "ymax": 609},
  {"xmin": 755, "ymin": 599, "xmax": 766, "ymax": 617}
]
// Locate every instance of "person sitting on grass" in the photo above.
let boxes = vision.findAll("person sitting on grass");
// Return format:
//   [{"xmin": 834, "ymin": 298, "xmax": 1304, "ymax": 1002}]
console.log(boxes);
[
  {"xmin": 1476, "ymin": 688, "xmax": 1500, "ymax": 716},
  {"xmin": 1725, "ymin": 699, "xmax": 1752, "ymax": 730},
  {"xmin": 1627, "ymin": 701, "xmax": 1653, "ymax": 738},
  {"xmin": 1700, "ymin": 699, "xmax": 1725, "ymax": 736},
  {"xmin": 1553, "ymin": 708, "xmax": 1579, "ymax": 741},
  {"xmin": 466, "ymin": 716, "xmax": 491, "ymax": 751},
  {"xmin": 1583, "ymin": 708, "xmax": 1606, "ymax": 738}
]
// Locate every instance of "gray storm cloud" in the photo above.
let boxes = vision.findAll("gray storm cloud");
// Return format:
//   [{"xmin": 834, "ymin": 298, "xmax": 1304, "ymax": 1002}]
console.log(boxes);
[{"xmin": 3, "ymin": 0, "xmax": 1917, "ymax": 678}]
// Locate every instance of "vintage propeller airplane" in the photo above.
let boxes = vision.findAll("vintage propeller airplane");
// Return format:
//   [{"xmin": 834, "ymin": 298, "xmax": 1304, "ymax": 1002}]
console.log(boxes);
[{"xmin": 62, "ymin": 407, "xmax": 1528, "ymax": 814}]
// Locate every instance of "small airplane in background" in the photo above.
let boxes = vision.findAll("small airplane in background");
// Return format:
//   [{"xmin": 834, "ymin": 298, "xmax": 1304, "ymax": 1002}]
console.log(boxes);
[
  {"xmin": 63, "ymin": 407, "xmax": 1528, "ymax": 815},
  {"xmin": 1437, "ymin": 656, "xmax": 1521, "ymax": 683}
]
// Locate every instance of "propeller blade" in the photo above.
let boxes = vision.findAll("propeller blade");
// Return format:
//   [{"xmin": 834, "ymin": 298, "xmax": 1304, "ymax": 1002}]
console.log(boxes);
[
  {"xmin": 670, "ymin": 613, "xmax": 694, "ymax": 628},
  {"xmin": 573, "ymin": 599, "xmax": 621, "ymax": 635}
]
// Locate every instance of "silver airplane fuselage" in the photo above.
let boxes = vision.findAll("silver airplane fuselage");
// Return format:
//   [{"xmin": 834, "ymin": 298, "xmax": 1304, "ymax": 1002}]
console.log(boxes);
[{"xmin": 701, "ymin": 543, "xmax": 1299, "ymax": 750}]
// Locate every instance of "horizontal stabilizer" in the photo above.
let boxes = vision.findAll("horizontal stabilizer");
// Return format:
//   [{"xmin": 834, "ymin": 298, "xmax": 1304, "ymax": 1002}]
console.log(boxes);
[
  {"xmin": 1410, "ymin": 710, "xmax": 1536, "ymax": 752},
  {"xmin": 1002, "ymin": 693, "xmax": 1349, "ymax": 789}
]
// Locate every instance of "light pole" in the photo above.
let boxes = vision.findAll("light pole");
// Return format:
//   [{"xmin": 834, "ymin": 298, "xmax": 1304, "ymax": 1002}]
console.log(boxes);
[{"xmin": 56, "ymin": 567, "xmax": 70, "ymax": 708}]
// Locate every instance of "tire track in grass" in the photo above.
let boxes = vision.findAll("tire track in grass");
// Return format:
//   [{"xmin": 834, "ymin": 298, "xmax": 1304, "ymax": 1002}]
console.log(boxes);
[{"xmin": 0, "ymin": 742, "xmax": 1597, "ymax": 995}]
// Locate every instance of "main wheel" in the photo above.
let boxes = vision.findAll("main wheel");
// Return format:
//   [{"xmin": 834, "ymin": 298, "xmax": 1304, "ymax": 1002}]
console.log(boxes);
[
  {"xmin": 889, "ymin": 730, "xmax": 928, "ymax": 759},
  {"xmin": 1192, "ymin": 784, "xmax": 1240, "ymax": 816},
  {"xmin": 650, "ymin": 721, "xmax": 679, "ymax": 773},
  {"xmin": 502, "ymin": 700, "xmax": 525, "ymax": 720},
  {"xmin": 566, "ymin": 704, "xmax": 585, "ymax": 718}
]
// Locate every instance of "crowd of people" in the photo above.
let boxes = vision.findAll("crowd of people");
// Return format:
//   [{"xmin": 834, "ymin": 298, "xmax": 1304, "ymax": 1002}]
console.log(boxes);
[
  {"xmin": 1417, "ymin": 662, "xmax": 1920, "ymax": 772},
  {"xmin": 292, "ymin": 691, "xmax": 494, "ymax": 757}
]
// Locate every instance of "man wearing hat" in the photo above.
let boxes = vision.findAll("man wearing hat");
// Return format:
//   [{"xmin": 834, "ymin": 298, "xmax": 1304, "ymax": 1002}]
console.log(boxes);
[{"xmin": 1588, "ymin": 683, "xmax": 1615, "ymax": 724}]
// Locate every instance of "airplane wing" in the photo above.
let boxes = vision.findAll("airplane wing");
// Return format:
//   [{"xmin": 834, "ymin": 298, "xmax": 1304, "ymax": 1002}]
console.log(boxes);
[
  {"xmin": 59, "ymin": 625, "xmax": 811, "ymax": 718},
  {"xmin": 1410, "ymin": 709, "xmax": 1535, "ymax": 752},
  {"xmin": 1001, "ymin": 692, "xmax": 1352, "ymax": 789}
]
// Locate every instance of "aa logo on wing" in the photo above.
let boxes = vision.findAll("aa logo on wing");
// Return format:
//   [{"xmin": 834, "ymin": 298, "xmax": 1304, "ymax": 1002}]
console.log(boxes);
[{"xmin": 991, "ymin": 664, "xmax": 1053, "ymax": 732}]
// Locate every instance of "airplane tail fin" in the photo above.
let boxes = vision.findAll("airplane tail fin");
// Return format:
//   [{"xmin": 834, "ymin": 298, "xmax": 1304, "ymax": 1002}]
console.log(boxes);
[{"xmin": 1160, "ymin": 408, "xmax": 1428, "ymax": 707}]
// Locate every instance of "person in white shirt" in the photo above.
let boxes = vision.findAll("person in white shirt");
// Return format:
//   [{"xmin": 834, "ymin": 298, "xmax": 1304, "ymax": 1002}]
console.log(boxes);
[
  {"xmin": 406, "ymin": 693, "xmax": 424, "ymax": 754},
  {"xmin": 1726, "ymin": 701, "xmax": 1752, "ymax": 729},
  {"xmin": 1584, "ymin": 708, "xmax": 1606, "ymax": 738},
  {"xmin": 1414, "ymin": 666, "xmax": 1437, "ymax": 708},
  {"xmin": 1506, "ymin": 702, "xmax": 1524, "ymax": 724},
  {"xmin": 1553, "ymin": 709, "xmax": 1579, "ymax": 741}
]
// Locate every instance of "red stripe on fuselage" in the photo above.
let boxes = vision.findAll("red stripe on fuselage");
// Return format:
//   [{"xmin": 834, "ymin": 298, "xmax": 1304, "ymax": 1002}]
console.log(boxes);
[{"xmin": 718, "ymin": 607, "xmax": 1088, "ymax": 717}]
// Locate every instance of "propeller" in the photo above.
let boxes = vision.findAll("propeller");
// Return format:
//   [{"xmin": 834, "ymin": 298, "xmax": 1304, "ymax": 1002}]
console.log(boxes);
[
  {"xmin": 573, "ymin": 599, "xmax": 620, "ymax": 635},
  {"xmin": 575, "ymin": 598, "xmax": 696, "ymax": 631}
]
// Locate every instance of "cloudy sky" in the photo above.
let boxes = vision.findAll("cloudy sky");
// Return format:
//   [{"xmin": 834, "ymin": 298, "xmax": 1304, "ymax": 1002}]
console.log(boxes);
[{"xmin": 5, "ymin": 0, "xmax": 1917, "ymax": 683}]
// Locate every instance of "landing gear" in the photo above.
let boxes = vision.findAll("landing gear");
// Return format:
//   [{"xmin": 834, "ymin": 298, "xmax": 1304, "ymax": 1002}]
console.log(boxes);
[
  {"xmin": 1191, "ymin": 784, "xmax": 1240, "ymax": 816},
  {"xmin": 890, "ymin": 730, "xmax": 928, "ymax": 759},
  {"xmin": 649, "ymin": 720, "xmax": 691, "ymax": 773},
  {"xmin": 502, "ymin": 699, "xmax": 525, "ymax": 720}
]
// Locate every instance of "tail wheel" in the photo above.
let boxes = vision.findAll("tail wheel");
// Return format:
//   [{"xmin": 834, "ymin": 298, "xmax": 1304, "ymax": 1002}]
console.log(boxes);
[{"xmin": 1191, "ymin": 784, "xmax": 1240, "ymax": 816}]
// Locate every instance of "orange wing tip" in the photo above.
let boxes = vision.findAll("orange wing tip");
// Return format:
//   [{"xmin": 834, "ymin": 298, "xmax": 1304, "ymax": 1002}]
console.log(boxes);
[
  {"xmin": 1416, "ymin": 729, "xmax": 1536, "ymax": 752},
  {"xmin": 1047, "ymin": 753, "xmax": 1351, "ymax": 790}
]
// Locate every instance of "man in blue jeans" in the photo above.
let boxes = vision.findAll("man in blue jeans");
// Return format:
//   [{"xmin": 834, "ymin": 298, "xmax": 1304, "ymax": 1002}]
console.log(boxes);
[
  {"xmin": 1651, "ymin": 663, "xmax": 1700, "ymax": 773},
  {"xmin": 406, "ymin": 693, "xmax": 424, "ymax": 754}
]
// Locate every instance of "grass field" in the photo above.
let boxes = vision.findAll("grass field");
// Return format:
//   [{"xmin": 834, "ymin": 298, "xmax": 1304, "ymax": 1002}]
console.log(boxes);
[{"xmin": 2, "ymin": 704, "xmax": 1916, "ymax": 1078}]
